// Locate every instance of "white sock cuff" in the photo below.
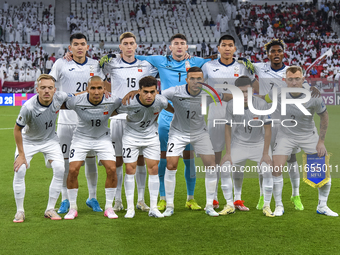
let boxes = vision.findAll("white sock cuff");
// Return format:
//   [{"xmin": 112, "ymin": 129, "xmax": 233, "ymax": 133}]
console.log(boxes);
[
  {"xmin": 273, "ymin": 175, "xmax": 283, "ymax": 183},
  {"xmin": 149, "ymin": 174, "xmax": 158, "ymax": 181},
  {"xmin": 125, "ymin": 173, "xmax": 135, "ymax": 179}
]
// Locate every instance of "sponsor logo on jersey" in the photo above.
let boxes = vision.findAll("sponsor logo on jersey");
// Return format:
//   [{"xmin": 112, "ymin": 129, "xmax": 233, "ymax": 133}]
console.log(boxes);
[
  {"xmin": 69, "ymin": 68, "xmax": 75, "ymax": 71},
  {"xmin": 35, "ymin": 113, "xmax": 42, "ymax": 117},
  {"xmin": 185, "ymin": 61, "xmax": 190, "ymax": 72},
  {"xmin": 103, "ymin": 111, "xmax": 108, "ymax": 115},
  {"xmin": 213, "ymin": 69, "xmax": 219, "ymax": 72},
  {"xmin": 134, "ymin": 110, "xmax": 141, "ymax": 113},
  {"xmin": 80, "ymin": 108, "xmax": 87, "ymax": 111}
]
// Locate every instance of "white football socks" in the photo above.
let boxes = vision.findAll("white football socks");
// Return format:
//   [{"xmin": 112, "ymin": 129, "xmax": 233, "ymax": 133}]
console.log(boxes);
[
  {"xmin": 261, "ymin": 163, "xmax": 273, "ymax": 207},
  {"xmin": 318, "ymin": 179, "xmax": 331, "ymax": 207},
  {"xmin": 164, "ymin": 169, "xmax": 177, "ymax": 207},
  {"xmin": 148, "ymin": 174, "xmax": 159, "ymax": 210},
  {"xmin": 85, "ymin": 157, "xmax": 98, "ymax": 200},
  {"xmin": 233, "ymin": 170, "xmax": 244, "ymax": 201},
  {"xmin": 61, "ymin": 159, "xmax": 69, "ymax": 201},
  {"xmin": 115, "ymin": 166, "xmax": 123, "ymax": 202},
  {"xmin": 221, "ymin": 162, "xmax": 233, "ymax": 206},
  {"xmin": 47, "ymin": 161, "xmax": 64, "ymax": 210},
  {"xmin": 288, "ymin": 161, "xmax": 300, "ymax": 197},
  {"xmin": 124, "ymin": 174, "xmax": 135, "ymax": 210},
  {"xmin": 273, "ymin": 175, "xmax": 283, "ymax": 207},
  {"xmin": 214, "ymin": 166, "xmax": 220, "ymax": 201},
  {"xmin": 136, "ymin": 165, "xmax": 147, "ymax": 202},
  {"xmin": 105, "ymin": 188, "xmax": 116, "ymax": 210},
  {"xmin": 205, "ymin": 170, "xmax": 217, "ymax": 207},
  {"xmin": 67, "ymin": 188, "xmax": 78, "ymax": 210},
  {"xmin": 13, "ymin": 164, "xmax": 27, "ymax": 212}
]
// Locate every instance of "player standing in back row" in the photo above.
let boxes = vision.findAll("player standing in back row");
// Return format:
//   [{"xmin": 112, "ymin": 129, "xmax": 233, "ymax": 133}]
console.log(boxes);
[
  {"xmin": 49, "ymin": 33, "xmax": 106, "ymax": 214},
  {"xmin": 100, "ymin": 32, "xmax": 158, "ymax": 212},
  {"xmin": 201, "ymin": 35, "xmax": 255, "ymax": 211},
  {"xmin": 135, "ymin": 34, "xmax": 211, "ymax": 210}
]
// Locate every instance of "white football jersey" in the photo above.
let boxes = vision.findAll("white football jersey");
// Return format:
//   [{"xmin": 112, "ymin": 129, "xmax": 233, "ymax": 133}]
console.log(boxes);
[
  {"xmin": 16, "ymin": 91, "xmax": 70, "ymax": 143},
  {"xmin": 253, "ymin": 62, "xmax": 287, "ymax": 96},
  {"xmin": 226, "ymin": 96, "xmax": 271, "ymax": 146},
  {"xmin": 117, "ymin": 94, "xmax": 168, "ymax": 138},
  {"xmin": 268, "ymin": 90, "xmax": 327, "ymax": 137},
  {"xmin": 49, "ymin": 57, "xmax": 105, "ymax": 125},
  {"xmin": 103, "ymin": 57, "xmax": 158, "ymax": 99},
  {"xmin": 66, "ymin": 94, "xmax": 121, "ymax": 140},
  {"xmin": 202, "ymin": 59, "xmax": 255, "ymax": 93},
  {"xmin": 162, "ymin": 84, "xmax": 220, "ymax": 136}
]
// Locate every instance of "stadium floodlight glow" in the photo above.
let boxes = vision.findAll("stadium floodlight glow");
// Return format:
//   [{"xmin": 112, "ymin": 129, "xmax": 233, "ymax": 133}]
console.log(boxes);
[{"xmin": 200, "ymin": 85, "xmax": 312, "ymax": 116}]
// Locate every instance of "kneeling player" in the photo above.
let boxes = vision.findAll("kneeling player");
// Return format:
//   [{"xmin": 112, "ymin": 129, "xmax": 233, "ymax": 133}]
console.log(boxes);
[
  {"xmin": 63, "ymin": 76, "xmax": 121, "ymax": 220},
  {"xmin": 114, "ymin": 76, "xmax": 174, "ymax": 218},
  {"xmin": 220, "ymin": 76, "xmax": 274, "ymax": 217},
  {"xmin": 13, "ymin": 74, "xmax": 70, "ymax": 222}
]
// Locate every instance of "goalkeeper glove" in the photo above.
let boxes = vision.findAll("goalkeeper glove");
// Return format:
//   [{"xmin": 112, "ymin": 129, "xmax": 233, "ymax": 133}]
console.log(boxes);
[
  {"xmin": 237, "ymin": 57, "xmax": 255, "ymax": 75},
  {"xmin": 99, "ymin": 54, "xmax": 115, "ymax": 68}
]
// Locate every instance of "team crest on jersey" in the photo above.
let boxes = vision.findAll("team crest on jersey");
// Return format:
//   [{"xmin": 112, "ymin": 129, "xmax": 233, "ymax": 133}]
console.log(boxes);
[
  {"xmin": 234, "ymin": 66, "xmax": 239, "ymax": 77},
  {"xmin": 138, "ymin": 65, "xmax": 142, "ymax": 72},
  {"xmin": 282, "ymin": 73, "xmax": 286, "ymax": 81},
  {"xmin": 56, "ymin": 110, "xmax": 59, "ymax": 114},
  {"xmin": 185, "ymin": 61, "xmax": 191, "ymax": 72},
  {"xmin": 154, "ymin": 106, "xmax": 160, "ymax": 115},
  {"xmin": 90, "ymin": 65, "xmax": 94, "ymax": 76},
  {"xmin": 103, "ymin": 111, "xmax": 109, "ymax": 115}
]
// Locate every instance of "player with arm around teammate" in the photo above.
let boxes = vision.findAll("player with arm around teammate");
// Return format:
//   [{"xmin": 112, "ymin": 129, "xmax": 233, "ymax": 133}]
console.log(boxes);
[
  {"xmin": 101, "ymin": 32, "xmax": 159, "ymax": 213},
  {"xmin": 63, "ymin": 76, "xmax": 121, "ymax": 220},
  {"xmin": 114, "ymin": 76, "xmax": 174, "ymax": 218},
  {"xmin": 13, "ymin": 74, "xmax": 71, "ymax": 223},
  {"xmin": 109, "ymin": 34, "xmax": 212, "ymax": 211},
  {"xmin": 50, "ymin": 33, "xmax": 106, "ymax": 214},
  {"xmin": 265, "ymin": 66, "xmax": 337, "ymax": 217},
  {"xmin": 161, "ymin": 67, "xmax": 227, "ymax": 217},
  {"xmin": 201, "ymin": 35, "xmax": 256, "ymax": 210}
]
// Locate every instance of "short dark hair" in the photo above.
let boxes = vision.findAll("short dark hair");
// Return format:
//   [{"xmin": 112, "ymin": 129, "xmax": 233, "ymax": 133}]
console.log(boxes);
[
  {"xmin": 187, "ymin": 66, "xmax": 203, "ymax": 76},
  {"xmin": 218, "ymin": 35, "xmax": 235, "ymax": 46},
  {"xmin": 170, "ymin": 33, "xmax": 187, "ymax": 44},
  {"xmin": 70, "ymin": 33, "xmax": 87, "ymax": 44},
  {"xmin": 139, "ymin": 76, "xmax": 158, "ymax": 90},
  {"xmin": 235, "ymin": 76, "xmax": 252, "ymax": 87}
]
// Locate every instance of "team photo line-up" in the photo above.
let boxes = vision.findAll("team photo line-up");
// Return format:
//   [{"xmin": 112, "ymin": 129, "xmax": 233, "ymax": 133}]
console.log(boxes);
[{"xmin": 12, "ymin": 31, "xmax": 337, "ymax": 223}]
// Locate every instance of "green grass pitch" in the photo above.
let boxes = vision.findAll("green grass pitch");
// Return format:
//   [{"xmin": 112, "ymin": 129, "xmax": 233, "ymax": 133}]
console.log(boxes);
[{"xmin": 0, "ymin": 106, "xmax": 339, "ymax": 254}]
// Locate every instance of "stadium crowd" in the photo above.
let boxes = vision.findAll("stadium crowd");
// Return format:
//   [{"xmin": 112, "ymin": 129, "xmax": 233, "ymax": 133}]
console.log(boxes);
[
  {"xmin": 233, "ymin": 1, "xmax": 340, "ymax": 90},
  {"xmin": 0, "ymin": 1, "xmax": 55, "ymax": 43}
]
